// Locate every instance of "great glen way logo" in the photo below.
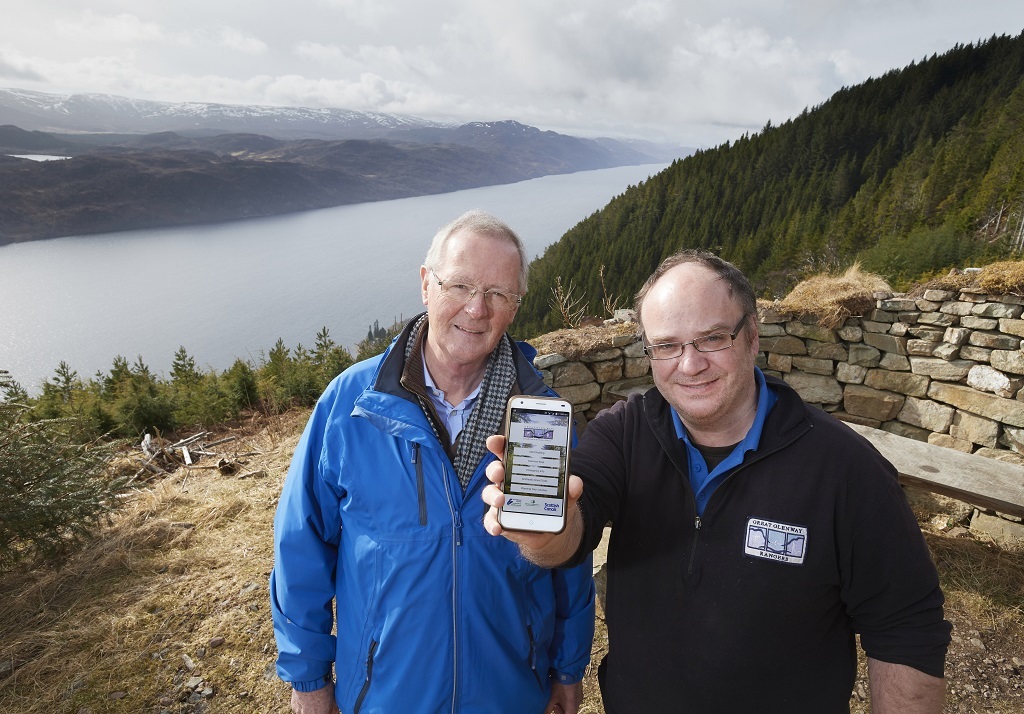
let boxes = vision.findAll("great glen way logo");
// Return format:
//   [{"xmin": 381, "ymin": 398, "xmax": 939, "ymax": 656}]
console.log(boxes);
[{"xmin": 744, "ymin": 517, "xmax": 807, "ymax": 565}]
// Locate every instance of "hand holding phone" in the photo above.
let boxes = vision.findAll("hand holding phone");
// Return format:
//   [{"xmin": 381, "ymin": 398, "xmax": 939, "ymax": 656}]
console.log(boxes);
[{"xmin": 497, "ymin": 396, "xmax": 573, "ymax": 534}]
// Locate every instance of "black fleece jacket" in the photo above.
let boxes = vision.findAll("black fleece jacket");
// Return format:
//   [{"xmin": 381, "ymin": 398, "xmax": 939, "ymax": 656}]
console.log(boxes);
[{"xmin": 569, "ymin": 375, "xmax": 951, "ymax": 713}]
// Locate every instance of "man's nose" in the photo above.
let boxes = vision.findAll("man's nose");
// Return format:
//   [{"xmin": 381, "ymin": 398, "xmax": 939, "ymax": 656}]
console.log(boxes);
[{"xmin": 674, "ymin": 344, "xmax": 708, "ymax": 373}]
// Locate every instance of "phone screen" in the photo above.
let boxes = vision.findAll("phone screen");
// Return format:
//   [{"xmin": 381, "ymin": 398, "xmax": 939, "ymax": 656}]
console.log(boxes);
[{"xmin": 502, "ymin": 404, "xmax": 571, "ymax": 522}]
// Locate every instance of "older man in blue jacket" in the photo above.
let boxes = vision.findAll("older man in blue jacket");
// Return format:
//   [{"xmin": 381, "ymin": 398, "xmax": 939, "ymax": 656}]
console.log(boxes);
[{"xmin": 271, "ymin": 210, "xmax": 595, "ymax": 714}]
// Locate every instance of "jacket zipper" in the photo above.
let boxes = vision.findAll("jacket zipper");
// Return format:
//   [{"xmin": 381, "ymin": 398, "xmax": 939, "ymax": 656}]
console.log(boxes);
[
  {"xmin": 441, "ymin": 463, "xmax": 463, "ymax": 713},
  {"xmin": 412, "ymin": 442, "xmax": 427, "ymax": 526},
  {"xmin": 526, "ymin": 624, "xmax": 544, "ymax": 690},
  {"xmin": 687, "ymin": 516, "xmax": 702, "ymax": 576},
  {"xmin": 352, "ymin": 639, "xmax": 379, "ymax": 714}
]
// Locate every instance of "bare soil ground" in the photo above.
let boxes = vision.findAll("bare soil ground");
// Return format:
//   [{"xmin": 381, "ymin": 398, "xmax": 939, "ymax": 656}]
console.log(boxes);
[{"xmin": 0, "ymin": 410, "xmax": 1021, "ymax": 713}]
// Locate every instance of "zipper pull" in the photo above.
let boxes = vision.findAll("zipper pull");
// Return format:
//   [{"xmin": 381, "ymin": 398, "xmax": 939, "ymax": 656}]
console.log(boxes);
[
  {"xmin": 454, "ymin": 509, "xmax": 464, "ymax": 546},
  {"xmin": 695, "ymin": 516, "xmax": 702, "ymax": 531}
]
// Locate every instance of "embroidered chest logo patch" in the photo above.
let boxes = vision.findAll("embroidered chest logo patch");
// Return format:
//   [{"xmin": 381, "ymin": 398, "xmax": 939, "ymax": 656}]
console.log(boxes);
[{"xmin": 744, "ymin": 517, "xmax": 807, "ymax": 565}]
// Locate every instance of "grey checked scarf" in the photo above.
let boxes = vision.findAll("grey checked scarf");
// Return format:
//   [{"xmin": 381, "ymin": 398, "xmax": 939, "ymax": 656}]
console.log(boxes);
[{"xmin": 404, "ymin": 315, "xmax": 517, "ymax": 489}]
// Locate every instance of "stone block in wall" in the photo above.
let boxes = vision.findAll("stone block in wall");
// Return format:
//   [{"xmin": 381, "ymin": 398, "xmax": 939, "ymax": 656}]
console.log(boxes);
[
  {"xmin": 923, "ymin": 289, "xmax": 956, "ymax": 302},
  {"xmin": 972, "ymin": 302, "xmax": 1022, "ymax": 319},
  {"xmin": 573, "ymin": 410, "xmax": 589, "ymax": 434},
  {"xmin": 623, "ymin": 341, "xmax": 646, "ymax": 358},
  {"xmin": 897, "ymin": 397, "xmax": 954, "ymax": 432},
  {"xmin": 1002, "ymin": 294, "xmax": 1024, "ymax": 306},
  {"xmin": 898, "ymin": 311, "xmax": 922, "ymax": 324},
  {"xmin": 603, "ymin": 377, "xmax": 654, "ymax": 402},
  {"xmin": 784, "ymin": 371, "xmax": 843, "ymax": 405},
  {"xmin": 916, "ymin": 299, "xmax": 942, "ymax": 312},
  {"xmin": 862, "ymin": 319, "xmax": 890, "ymax": 333},
  {"xmin": 623, "ymin": 357, "xmax": 649, "ymax": 379},
  {"xmin": 535, "ymin": 353, "xmax": 567, "ymax": 369},
  {"xmin": 917, "ymin": 312, "xmax": 956, "ymax": 327},
  {"xmin": 991, "ymin": 349, "xmax": 1024, "ymax": 376},
  {"xmin": 882, "ymin": 421, "xmax": 931, "ymax": 441},
  {"xmin": 961, "ymin": 315, "xmax": 998, "ymax": 330},
  {"xmin": 932, "ymin": 343, "xmax": 961, "ymax": 361},
  {"xmin": 999, "ymin": 425, "xmax": 1024, "ymax": 456},
  {"xmin": 958, "ymin": 289, "xmax": 988, "ymax": 303},
  {"xmin": 590, "ymin": 358, "xmax": 624, "ymax": 383},
  {"xmin": 968, "ymin": 332, "xmax": 1021, "ymax": 350},
  {"xmin": 870, "ymin": 309, "xmax": 898, "ymax": 323},
  {"xmin": 809, "ymin": 342, "xmax": 848, "ymax": 361},
  {"xmin": 939, "ymin": 301, "xmax": 974, "ymax": 317},
  {"xmin": 832, "ymin": 411, "xmax": 881, "ymax": 428},
  {"xmin": 557, "ymin": 381, "xmax": 602, "ymax": 406},
  {"xmin": 837, "ymin": 325, "xmax": 863, "ymax": 342},
  {"xmin": 767, "ymin": 352, "xmax": 793, "ymax": 373},
  {"xmin": 843, "ymin": 384, "xmax": 904, "ymax": 421},
  {"xmin": 928, "ymin": 433, "xmax": 974, "ymax": 453},
  {"xmin": 879, "ymin": 353, "xmax": 911, "ymax": 371},
  {"xmin": 550, "ymin": 361, "xmax": 595, "ymax": 387},
  {"xmin": 1000, "ymin": 318, "xmax": 1024, "ymax": 338},
  {"xmin": 786, "ymin": 321, "xmax": 837, "ymax": 342},
  {"xmin": 960, "ymin": 345, "xmax": 992, "ymax": 363},
  {"xmin": 879, "ymin": 297, "xmax": 918, "ymax": 312},
  {"xmin": 792, "ymin": 356, "xmax": 835, "ymax": 376},
  {"xmin": 539, "ymin": 369, "xmax": 552, "ymax": 384},
  {"xmin": 611, "ymin": 334, "xmax": 638, "ymax": 347},
  {"xmin": 908, "ymin": 327, "xmax": 945, "ymax": 342},
  {"xmin": 837, "ymin": 363, "xmax": 868, "ymax": 384},
  {"xmin": 967, "ymin": 365, "xmax": 1024, "ymax": 399},
  {"xmin": 974, "ymin": 447, "xmax": 1024, "ymax": 466},
  {"xmin": 950, "ymin": 410, "xmax": 1000, "ymax": 449},
  {"xmin": 890, "ymin": 323, "xmax": 910, "ymax": 337},
  {"xmin": 758, "ymin": 323, "xmax": 787, "ymax": 337},
  {"xmin": 756, "ymin": 355, "xmax": 770, "ymax": 371},
  {"xmin": 943, "ymin": 327, "xmax": 972, "ymax": 345},
  {"xmin": 907, "ymin": 340, "xmax": 938, "ymax": 357},
  {"xmin": 759, "ymin": 335, "xmax": 807, "ymax": 355},
  {"xmin": 928, "ymin": 381, "xmax": 1024, "ymax": 428},
  {"xmin": 863, "ymin": 332, "xmax": 908, "ymax": 355},
  {"xmin": 758, "ymin": 305, "xmax": 792, "ymax": 323},
  {"xmin": 579, "ymin": 348, "xmax": 621, "ymax": 363},
  {"xmin": 848, "ymin": 343, "xmax": 881, "ymax": 367},
  {"xmin": 865, "ymin": 369, "xmax": 930, "ymax": 397},
  {"xmin": 909, "ymin": 357, "xmax": 973, "ymax": 381}
]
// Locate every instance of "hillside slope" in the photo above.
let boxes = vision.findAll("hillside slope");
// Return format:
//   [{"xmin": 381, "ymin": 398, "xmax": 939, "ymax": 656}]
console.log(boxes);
[
  {"xmin": 513, "ymin": 32, "xmax": 1024, "ymax": 337},
  {"xmin": 0, "ymin": 408, "xmax": 1021, "ymax": 713}
]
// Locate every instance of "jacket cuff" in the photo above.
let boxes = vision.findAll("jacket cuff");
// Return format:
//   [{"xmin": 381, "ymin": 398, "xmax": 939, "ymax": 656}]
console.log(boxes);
[
  {"xmin": 290, "ymin": 674, "xmax": 333, "ymax": 693},
  {"xmin": 551, "ymin": 669, "xmax": 583, "ymax": 685}
]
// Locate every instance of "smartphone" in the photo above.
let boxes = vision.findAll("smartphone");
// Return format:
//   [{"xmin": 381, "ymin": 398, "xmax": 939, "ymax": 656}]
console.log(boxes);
[{"xmin": 497, "ymin": 395, "xmax": 573, "ymax": 534}]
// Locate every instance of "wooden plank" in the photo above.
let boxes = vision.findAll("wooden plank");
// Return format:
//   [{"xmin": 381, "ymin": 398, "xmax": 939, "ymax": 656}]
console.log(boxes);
[{"xmin": 847, "ymin": 423, "xmax": 1024, "ymax": 519}]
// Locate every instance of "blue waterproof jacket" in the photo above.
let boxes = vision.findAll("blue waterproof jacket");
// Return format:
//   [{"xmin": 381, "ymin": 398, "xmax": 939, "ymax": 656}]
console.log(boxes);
[{"xmin": 271, "ymin": 323, "xmax": 595, "ymax": 714}]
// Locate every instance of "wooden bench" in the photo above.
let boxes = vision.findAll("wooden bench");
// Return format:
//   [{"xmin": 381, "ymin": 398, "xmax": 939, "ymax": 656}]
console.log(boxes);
[{"xmin": 847, "ymin": 423, "xmax": 1024, "ymax": 520}]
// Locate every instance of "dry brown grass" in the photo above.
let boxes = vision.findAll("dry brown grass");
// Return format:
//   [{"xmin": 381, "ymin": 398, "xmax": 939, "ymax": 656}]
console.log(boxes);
[
  {"xmin": 0, "ymin": 411, "xmax": 306, "ymax": 714},
  {"xmin": 771, "ymin": 263, "xmax": 892, "ymax": 329},
  {"xmin": 1, "ymin": 413, "xmax": 1022, "ymax": 713},
  {"xmin": 909, "ymin": 260, "xmax": 1024, "ymax": 298}
]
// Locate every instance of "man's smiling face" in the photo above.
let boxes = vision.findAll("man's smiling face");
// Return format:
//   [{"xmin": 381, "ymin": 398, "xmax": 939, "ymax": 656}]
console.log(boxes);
[{"xmin": 420, "ymin": 229, "xmax": 521, "ymax": 372}]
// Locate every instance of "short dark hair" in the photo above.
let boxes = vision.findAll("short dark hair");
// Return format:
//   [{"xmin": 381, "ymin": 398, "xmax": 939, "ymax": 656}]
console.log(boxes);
[{"xmin": 634, "ymin": 250, "xmax": 756, "ymax": 336}]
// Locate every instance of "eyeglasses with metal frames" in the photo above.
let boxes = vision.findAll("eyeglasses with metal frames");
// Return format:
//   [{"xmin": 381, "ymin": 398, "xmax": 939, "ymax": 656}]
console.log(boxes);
[
  {"xmin": 429, "ymin": 269, "xmax": 523, "ymax": 311},
  {"xmin": 643, "ymin": 315, "xmax": 750, "ymax": 360}
]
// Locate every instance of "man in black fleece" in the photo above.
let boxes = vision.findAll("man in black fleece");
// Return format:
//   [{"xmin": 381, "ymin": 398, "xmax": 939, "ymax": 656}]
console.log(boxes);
[{"xmin": 483, "ymin": 250, "xmax": 951, "ymax": 713}]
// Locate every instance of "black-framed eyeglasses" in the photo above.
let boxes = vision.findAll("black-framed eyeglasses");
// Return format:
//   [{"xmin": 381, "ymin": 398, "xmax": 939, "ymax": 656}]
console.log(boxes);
[
  {"xmin": 429, "ymin": 269, "xmax": 522, "ymax": 312},
  {"xmin": 643, "ymin": 315, "xmax": 750, "ymax": 360}
]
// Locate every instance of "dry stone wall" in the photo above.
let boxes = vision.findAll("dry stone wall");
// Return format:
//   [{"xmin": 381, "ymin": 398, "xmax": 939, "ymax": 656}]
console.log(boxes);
[{"xmin": 532, "ymin": 288, "xmax": 1024, "ymax": 468}]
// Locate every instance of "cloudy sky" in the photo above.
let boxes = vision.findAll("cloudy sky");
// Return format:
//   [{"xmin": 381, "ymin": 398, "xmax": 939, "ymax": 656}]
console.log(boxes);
[{"xmin": 2, "ymin": 1, "xmax": 1023, "ymax": 147}]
